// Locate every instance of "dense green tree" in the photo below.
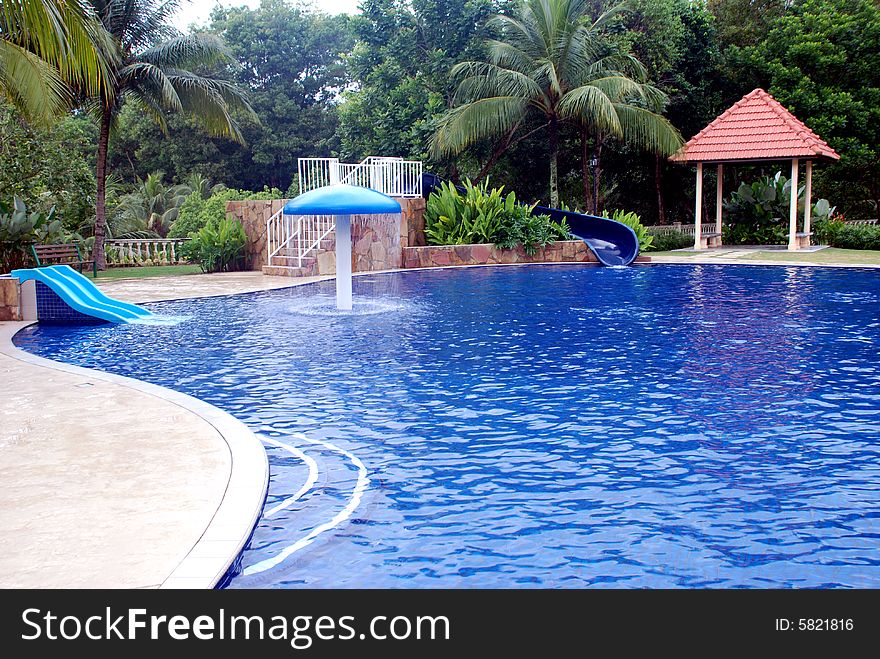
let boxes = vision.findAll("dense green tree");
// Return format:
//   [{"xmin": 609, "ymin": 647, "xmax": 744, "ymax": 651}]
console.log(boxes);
[
  {"xmin": 107, "ymin": 104, "xmax": 242, "ymax": 185},
  {"xmin": 736, "ymin": 0, "xmax": 880, "ymax": 218},
  {"xmin": 0, "ymin": 101, "xmax": 97, "ymax": 230},
  {"xmin": 433, "ymin": 0, "xmax": 682, "ymax": 208},
  {"xmin": 207, "ymin": 0, "xmax": 353, "ymax": 189},
  {"xmin": 708, "ymin": 0, "xmax": 786, "ymax": 49},
  {"xmin": 339, "ymin": 0, "xmax": 502, "ymax": 165},
  {"xmin": 86, "ymin": 0, "xmax": 255, "ymax": 269}
]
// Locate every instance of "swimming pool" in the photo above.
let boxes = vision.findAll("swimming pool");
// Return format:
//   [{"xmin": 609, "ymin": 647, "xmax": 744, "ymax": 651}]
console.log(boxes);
[{"xmin": 14, "ymin": 264, "xmax": 880, "ymax": 588}]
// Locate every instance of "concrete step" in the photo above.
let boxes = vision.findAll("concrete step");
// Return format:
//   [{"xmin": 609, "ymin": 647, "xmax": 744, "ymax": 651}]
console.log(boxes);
[{"xmin": 262, "ymin": 264, "xmax": 318, "ymax": 278}]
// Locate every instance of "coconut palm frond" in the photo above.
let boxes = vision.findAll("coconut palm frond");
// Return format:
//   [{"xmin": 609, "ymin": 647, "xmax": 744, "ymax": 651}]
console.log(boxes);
[
  {"xmin": 432, "ymin": 96, "xmax": 529, "ymax": 157},
  {"xmin": 611, "ymin": 103, "xmax": 684, "ymax": 155},
  {"xmin": 0, "ymin": 38, "xmax": 70, "ymax": 124}
]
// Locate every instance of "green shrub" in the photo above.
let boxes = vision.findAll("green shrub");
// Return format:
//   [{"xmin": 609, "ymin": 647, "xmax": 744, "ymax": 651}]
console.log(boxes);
[
  {"xmin": 722, "ymin": 222, "xmax": 788, "ymax": 246},
  {"xmin": 647, "ymin": 230, "xmax": 693, "ymax": 252},
  {"xmin": 814, "ymin": 219, "xmax": 880, "ymax": 250},
  {"xmin": 425, "ymin": 179, "xmax": 568, "ymax": 254},
  {"xmin": 494, "ymin": 205, "xmax": 569, "ymax": 255},
  {"xmin": 0, "ymin": 197, "xmax": 65, "ymax": 271},
  {"xmin": 169, "ymin": 186, "xmax": 283, "ymax": 239},
  {"xmin": 183, "ymin": 217, "xmax": 247, "ymax": 272},
  {"xmin": 602, "ymin": 209, "xmax": 653, "ymax": 251}
]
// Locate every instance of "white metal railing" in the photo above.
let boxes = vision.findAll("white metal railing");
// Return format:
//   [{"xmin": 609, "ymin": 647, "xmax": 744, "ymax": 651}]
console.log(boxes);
[
  {"xmin": 298, "ymin": 156, "xmax": 422, "ymax": 198},
  {"xmin": 266, "ymin": 205, "xmax": 335, "ymax": 268},
  {"xmin": 105, "ymin": 238, "xmax": 188, "ymax": 266}
]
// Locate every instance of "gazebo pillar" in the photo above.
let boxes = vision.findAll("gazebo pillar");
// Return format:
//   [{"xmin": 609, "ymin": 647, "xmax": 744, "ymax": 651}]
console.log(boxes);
[
  {"xmin": 788, "ymin": 159, "xmax": 799, "ymax": 251},
  {"xmin": 715, "ymin": 163, "xmax": 724, "ymax": 239},
  {"xmin": 694, "ymin": 162, "xmax": 703, "ymax": 250},
  {"xmin": 803, "ymin": 160, "xmax": 813, "ymax": 238}
]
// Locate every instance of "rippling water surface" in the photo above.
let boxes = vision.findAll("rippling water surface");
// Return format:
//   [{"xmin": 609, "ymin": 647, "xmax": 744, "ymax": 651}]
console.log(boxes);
[{"xmin": 14, "ymin": 265, "xmax": 880, "ymax": 588}]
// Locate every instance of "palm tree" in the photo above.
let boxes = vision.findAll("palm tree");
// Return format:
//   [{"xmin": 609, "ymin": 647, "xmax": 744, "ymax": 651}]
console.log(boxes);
[
  {"xmin": 86, "ymin": 0, "xmax": 255, "ymax": 269},
  {"xmin": 432, "ymin": 0, "xmax": 683, "ymax": 208},
  {"xmin": 184, "ymin": 172, "xmax": 225, "ymax": 200},
  {"xmin": 0, "ymin": 0, "xmax": 114, "ymax": 124},
  {"xmin": 115, "ymin": 171, "xmax": 190, "ymax": 237}
]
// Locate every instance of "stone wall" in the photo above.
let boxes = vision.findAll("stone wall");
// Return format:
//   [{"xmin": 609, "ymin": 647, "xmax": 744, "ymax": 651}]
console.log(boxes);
[
  {"xmin": 0, "ymin": 277, "xmax": 21, "ymax": 321},
  {"xmin": 226, "ymin": 199, "xmax": 286, "ymax": 270},
  {"xmin": 351, "ymin": 214, "xmax": 401, "ymax": 272},
  {"xmin": 403, "ymin": 241, "xmax": 600, "ymax": 268},
  {"xmin": 399, "ymin": 197, "xmax": 426, "ymax": 248}
]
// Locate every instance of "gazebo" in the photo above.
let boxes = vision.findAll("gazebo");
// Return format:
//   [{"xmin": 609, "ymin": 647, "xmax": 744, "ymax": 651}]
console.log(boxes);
[{"xmin": 671, "ymin": 89, "xmax": 839, "ymax": 250}]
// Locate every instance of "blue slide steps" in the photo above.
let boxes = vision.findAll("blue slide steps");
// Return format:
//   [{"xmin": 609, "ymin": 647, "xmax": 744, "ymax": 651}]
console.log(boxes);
[
  {"xmin": 11, "ymin": 265, "xmax": 153, "ymax": 323},
  {"xmin": 422, "ymin": 173, "xmax": 640, "ymax": 266}
]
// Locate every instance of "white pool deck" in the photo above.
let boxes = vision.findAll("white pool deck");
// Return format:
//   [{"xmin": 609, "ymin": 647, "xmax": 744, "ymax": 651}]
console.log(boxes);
[
  {"xmin": 0, "ymin": 272, "xmax": 324, "ymax": 589},
  {"xmin": 1, "ymin": 260, "xmax": 878, "ymax": 590}
]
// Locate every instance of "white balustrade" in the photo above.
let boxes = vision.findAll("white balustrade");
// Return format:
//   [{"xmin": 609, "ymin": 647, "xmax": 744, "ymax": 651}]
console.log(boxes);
[{"xmin": 105, "ymin": 238, "xmax": 189, "ymax": 266}]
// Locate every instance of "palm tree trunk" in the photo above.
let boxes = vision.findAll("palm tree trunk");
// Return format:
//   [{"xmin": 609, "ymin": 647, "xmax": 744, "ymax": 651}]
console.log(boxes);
[
  {"xmin": 655, "ymin": 154, "xmax": 666, "ymax": 224},
  {"xmin": 592, "ymin": 142, "xmax": 603, "ymax": 215},
  {"xmin": 94, "ymin": 105, "xmax": 111, "ymax": 271},
  {"xmin": 549, "ymin": 119, "xmax": 559, "ymax": 208},
  {"xmin": 581, "ymin": 126, "xmax": 593, "ymax": 212}
]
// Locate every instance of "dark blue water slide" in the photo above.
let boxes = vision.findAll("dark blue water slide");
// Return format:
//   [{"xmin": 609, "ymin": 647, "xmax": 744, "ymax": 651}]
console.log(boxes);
[
  {"xmin": 421, "ymin": 173, "xmax": 640, "ymax": 267},
  {"xmin": 533, "ymin": 205, "xmax": 640, "ymax": 266}
]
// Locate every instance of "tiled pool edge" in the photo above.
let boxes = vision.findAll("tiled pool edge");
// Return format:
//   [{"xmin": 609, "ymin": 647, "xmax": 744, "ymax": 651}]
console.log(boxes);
[{"xmin": 0, "ymin": 321, "xmax": 268, "ymax": 589}]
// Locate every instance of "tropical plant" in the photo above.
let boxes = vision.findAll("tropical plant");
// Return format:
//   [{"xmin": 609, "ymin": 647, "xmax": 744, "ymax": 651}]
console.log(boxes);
[
  {"xmin": 425, "ymin": 178, "xmax": 569, "ymax": 253},
  {"xmin": 0, "ymin": 0, "xmax": 114, "ymax": 125},
  {"xmin": 184, "ymin": 173, "xmax": 224, "ymax": 200},
  {"xmin": 646, "ymin": 229, "xmax": 692, "ymax": 252},
  {"xmin": 432, "ymin": 0, "xmax": 683, "ymax": 208},
  {"xmin": 602, "ymin": 209, "xmax": 653, "ymax": 251},
  {"xmin": 813, "ymin": 219, "xmax": 880, "ymax": 250},
  {"xmin": 425, "ymin": 179, "xmax": 514, "ymax": 245},
  {"xmin": 723, "ymin": 171, "xmax": 835, "ymax": 244},
  {"xmin": 183, "ymin": 216, "xmax": 247, "ymax": 273},
  {"xmin": 0, "ymin": 196, "xmax": 64, "ymax": 271},
  {"xmin": 85, "ymin": 0, "xmax": 256, "ymax": 269},
  {"xmin": 114, "ymin": 172, "xmax": 190, "ymax": 237}
]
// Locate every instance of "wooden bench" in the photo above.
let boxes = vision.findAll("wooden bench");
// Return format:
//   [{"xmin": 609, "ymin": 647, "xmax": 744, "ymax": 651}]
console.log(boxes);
[{"xmin": 31, "ymin": 244, "xmax": 89, "ymax": 272}]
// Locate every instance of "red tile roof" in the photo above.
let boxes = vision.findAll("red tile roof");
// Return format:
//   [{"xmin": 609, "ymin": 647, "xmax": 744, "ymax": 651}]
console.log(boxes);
[{"xmin": 671, "ymin": 88, "xmax": 839, "ymax": 163}]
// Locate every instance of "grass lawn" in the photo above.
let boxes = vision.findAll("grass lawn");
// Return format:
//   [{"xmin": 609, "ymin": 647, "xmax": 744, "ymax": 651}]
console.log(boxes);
[
  {"xmin": 86, "ymin": 264, "xmax": 202, "ymax": 280},
  {"xmin": 738, "ymin": 248, "xmax": 880, "ymax": 265},
  {"xmin": 647, "ymin": 247, "xmax": 880, "ymax": 265}
]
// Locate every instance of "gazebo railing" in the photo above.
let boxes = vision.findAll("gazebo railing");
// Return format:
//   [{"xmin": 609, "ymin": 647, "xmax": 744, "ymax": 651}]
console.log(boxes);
[{"xmin": 646, "ymin": 223, "xmax": 721, "ymax": 237}]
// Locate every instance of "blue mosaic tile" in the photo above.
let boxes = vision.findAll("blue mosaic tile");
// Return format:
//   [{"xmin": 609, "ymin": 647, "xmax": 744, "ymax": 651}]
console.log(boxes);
[{"xmin": 35, "ymin": 281, "xmax": 107, "ymax": 325}]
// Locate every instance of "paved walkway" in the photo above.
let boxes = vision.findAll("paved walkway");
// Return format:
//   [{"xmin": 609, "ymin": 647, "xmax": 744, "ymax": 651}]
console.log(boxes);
[{"xmin": 0, "ymin": 273, "xmax": 309, "ymax": 588}]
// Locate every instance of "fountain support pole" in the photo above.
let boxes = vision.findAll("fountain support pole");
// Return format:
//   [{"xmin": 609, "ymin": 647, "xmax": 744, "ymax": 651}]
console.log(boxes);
[{"xmin": 336, "ymin": 214, "xmax": 352, "ymax": 310}]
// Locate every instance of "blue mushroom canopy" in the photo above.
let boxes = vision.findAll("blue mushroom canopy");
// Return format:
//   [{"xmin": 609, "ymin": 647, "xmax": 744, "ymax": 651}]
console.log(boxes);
[{"xmin": 283, "ymin": 184, "xmax": 402, "ymax": 216}]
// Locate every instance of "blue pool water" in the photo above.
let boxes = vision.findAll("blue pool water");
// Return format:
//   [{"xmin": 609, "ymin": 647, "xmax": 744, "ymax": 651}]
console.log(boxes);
[{"xmin": 14, "ymin": 265, "xmax": 880, "ymax": 588}]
